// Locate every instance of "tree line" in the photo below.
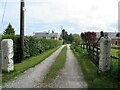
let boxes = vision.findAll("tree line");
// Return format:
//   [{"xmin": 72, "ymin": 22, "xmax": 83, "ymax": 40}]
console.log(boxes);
[{"xmin": 60, "ymin": 29, "xmax": 81, "ymax": 44}]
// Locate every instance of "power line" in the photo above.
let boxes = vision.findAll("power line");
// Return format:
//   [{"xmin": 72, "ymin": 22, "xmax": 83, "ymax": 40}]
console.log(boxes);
[{"xmin": 0, "ymin": 0, "xmax": 7, "ymax": 31}]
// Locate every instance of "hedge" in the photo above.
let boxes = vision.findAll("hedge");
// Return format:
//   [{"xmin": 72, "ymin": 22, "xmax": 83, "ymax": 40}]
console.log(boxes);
[{"xmin": 2, "ymin": 35, "xmax": 62, "ymax": 63}]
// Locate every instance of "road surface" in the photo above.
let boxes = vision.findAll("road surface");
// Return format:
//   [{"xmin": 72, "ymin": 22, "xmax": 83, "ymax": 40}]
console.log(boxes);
[{"xmin": 3, "ymin": 45, "xmax": 65, "ymax": 88}]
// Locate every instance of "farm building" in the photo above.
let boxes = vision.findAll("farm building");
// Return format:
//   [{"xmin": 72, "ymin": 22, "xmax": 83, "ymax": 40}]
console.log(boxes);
[
  {"xmin": 33, "ymin": 31, "xmax": 60, "ymax": 40},
  {"xmin": 96, "ymin": 32, "xmax": 120, "ymax": 46}
]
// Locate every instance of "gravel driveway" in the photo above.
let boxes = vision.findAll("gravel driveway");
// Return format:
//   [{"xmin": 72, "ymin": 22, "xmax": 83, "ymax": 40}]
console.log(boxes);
[
  {"xmin": 3, "ymin": 45, "xmax": 65, "ymax": 88},
  {"xmin": 45, "ymin": 44, "xmax": 88, "ymax": 88}
]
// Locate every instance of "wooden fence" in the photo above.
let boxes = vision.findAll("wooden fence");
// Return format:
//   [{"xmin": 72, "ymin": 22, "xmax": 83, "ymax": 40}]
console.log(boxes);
[
  {"xmin": 80, "ymin": 43, "xmax": 100, "ymax": 68},
  {"xmin": 80, "ymin": 31, "xmax": 119, "ymax": 68},
  {"xmin": 80, "ymin": 43, "xmax": 119, "ymax": 68}
]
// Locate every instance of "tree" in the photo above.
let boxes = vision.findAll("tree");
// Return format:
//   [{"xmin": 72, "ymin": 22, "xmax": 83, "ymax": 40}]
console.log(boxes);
[
  {"xmin": 81, "ymin": 32, "xmax": 96, "ymax": 44},
  {"xmin": 61, "ymin": 29, "xmax": 66, "ymax": 39},
  {"xmin": 4, "ymin": 23, "xmax": 15, "ymax": 35},
  {"xmin": 116, "ymin": 33, "xmax": 120, "ymax": 37},
  {"xmin": 68, "ymin": 33, "xmax": 73, "ymax": 43},
  {"xmin": 61, "ymin": 29, "xmax": 68, "ymax": 42},
  {"xmin": 72, "ymin": 34, "xmax": 81, "ymax": 44},
  {"xmin": 52, "ymin": 30, "xmax": 54, "ymax": 33}
]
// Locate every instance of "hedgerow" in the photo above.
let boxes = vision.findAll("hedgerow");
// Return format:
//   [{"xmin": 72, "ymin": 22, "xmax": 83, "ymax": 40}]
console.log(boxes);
[{"xmin": 2, "ymin": 35, "xmax": 62, "ymax": 63}]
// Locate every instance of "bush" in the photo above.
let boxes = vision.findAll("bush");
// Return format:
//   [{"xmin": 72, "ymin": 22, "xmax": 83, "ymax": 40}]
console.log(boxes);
[
  {"xmin": 2, "ymin": 35, "xmax": 62, "ymax": 63},
  {"xmin": 2, "ymin": 35, "xmax": 21, "ymax": 63}
]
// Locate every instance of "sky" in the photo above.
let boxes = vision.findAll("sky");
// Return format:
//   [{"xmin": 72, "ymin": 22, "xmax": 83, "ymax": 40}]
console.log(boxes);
[{"xmin": 0, "ymin": 0, "xmax": 119, "ymax": 36}]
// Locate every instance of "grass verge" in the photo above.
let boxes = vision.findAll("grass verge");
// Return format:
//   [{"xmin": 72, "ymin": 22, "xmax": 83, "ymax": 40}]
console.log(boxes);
[
  {"xmin": 71, "ymin": 45, "xmax": 119, "ymax": 89},
  {"xmin": 2, "ymin": 46, "xmax": 60, "ymax": 84},
  {"xmin": 111, "ymin": 49, "xmax": 119, "ymax": 58},
  {"xmin": 0, "ymin": 74, "xmax": 1, "ymax": 85},
  {"xmin": 42, "ymin": 46, "xmax": 67, "ymax": 87}
]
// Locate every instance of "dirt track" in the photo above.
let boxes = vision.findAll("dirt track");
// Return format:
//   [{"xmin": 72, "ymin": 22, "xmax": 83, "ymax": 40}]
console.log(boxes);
[
  {"xmin": 41, "ymin": 44, "xmax": 88, "ymax": 88},
  {"xmin": 3, "ymin": 45, "xmax": 65, "ymax": 88}
]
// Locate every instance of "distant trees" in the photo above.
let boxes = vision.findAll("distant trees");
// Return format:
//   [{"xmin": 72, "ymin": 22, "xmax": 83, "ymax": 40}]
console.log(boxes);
[
  {"xmin": 61, "ymin": 29, "xmax": 73, "ymax": 43},
  {"xmin": 72, "ymin": 34, "xmax": 81, "ymax": 44},
  {"xmin": 61, "ymin": 29, "xmax": 68, "ymax": 41},
  {"xmin": 61, "ymin": 29, "xmax": 82, "ymax": 44},
  {"xmin": 68, "ymin": 33, "xmax": 73, "ymax": 43},
  {"xmin": 4, "ymin": 23, "xmax": 15, "ymax": 35}
]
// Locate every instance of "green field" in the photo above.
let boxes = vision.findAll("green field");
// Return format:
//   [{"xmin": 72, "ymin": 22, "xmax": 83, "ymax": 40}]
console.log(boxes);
[{"xmin": 111, "ymin": 49, "xmax": 119, "ymax": 58}]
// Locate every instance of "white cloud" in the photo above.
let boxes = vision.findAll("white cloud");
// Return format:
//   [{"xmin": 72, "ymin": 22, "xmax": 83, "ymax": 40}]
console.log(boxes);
[{"xmin": 0, "ymin": 0, "xmax": 119, "ymax": 35}]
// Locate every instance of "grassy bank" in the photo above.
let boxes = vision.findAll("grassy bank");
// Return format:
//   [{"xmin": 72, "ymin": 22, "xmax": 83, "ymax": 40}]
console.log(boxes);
[
  {"xmin": 42, "ymin": 46, "xmax": 67, "ymax": 87},
  {"xmin": 2, "ymin": 46, "xmax": 60, "ymax": 84},
  {"xmin": 71, "ymin": 45, "xmax": 119, "ymax": 88},
  {"xmin": 0, "ymin": 75, "xmax": 1, "ymax": 85}
]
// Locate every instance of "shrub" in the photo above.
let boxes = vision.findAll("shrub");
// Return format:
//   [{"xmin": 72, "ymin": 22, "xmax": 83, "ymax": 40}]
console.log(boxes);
[{"xmin": 2, "ymin": 35, "xmax": 62, "ymax": 63}]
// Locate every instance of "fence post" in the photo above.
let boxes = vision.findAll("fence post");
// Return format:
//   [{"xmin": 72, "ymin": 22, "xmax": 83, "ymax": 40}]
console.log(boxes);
[
  {"xmin": 1, "ymin": 39, "xmax": 14, "ymax": 72},
  {"xmin": 99, "ymin": 33, "xmax": 111, "ymax": 72}
]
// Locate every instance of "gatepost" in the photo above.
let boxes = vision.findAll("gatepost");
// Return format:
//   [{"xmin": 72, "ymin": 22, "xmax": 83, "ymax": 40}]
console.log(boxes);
[
  {"xmin": 1, "ymin": 39, "xmax": 14, "ymax": 72},
  {"xmin": 99, "ymin": 32, "xmax": 111, "ymax": 72}
]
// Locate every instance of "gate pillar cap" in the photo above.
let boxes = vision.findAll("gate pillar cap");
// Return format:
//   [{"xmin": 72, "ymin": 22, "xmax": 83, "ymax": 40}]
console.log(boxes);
[{"xmin": 104, "ymin": 32, "xmax": 108, "ymax": 37}]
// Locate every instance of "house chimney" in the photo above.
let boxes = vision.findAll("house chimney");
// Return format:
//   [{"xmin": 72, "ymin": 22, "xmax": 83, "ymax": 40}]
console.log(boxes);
[{"xmin": 48, "ymin": 30, "xmax": 50, "ymax": 34}]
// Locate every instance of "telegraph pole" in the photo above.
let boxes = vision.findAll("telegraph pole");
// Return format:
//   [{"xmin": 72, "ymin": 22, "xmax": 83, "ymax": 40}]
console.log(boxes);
[{"xmin": 20, "ymin": 0, "xmax": 25, "ymax": 62}]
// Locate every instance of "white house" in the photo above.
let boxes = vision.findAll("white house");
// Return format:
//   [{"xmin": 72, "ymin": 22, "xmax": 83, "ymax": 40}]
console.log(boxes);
[{"xmin": 33, "ymin": 31, "xmax": 60, "ymax": 40}]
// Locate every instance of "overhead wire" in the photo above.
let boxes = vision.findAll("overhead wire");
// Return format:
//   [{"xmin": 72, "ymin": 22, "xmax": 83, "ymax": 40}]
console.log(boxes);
[{"xmin": 0, "ymin": 0, "xmax": 7, "ymax": 32}]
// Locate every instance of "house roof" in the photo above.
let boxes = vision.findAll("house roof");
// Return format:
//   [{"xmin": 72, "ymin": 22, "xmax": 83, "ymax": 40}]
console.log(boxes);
[
  {"xmin": 34, "ymin": 32, "xmax": 59, "ymax": 38},
  {"xmin": 96, "ymin": 32, "xmax": 120, "ymax": 39}
]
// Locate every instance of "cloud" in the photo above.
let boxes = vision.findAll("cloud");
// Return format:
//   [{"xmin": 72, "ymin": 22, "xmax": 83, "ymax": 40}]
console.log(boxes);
[{"xmin": 0, "ymin": 0, "xmax": 119, "ymax": 35}]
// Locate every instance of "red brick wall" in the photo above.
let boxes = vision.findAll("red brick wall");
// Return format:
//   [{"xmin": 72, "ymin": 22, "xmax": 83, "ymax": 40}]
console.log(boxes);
[{"xmin": 112, "ymin": 39, "xmax": 120, "ymax": 46}]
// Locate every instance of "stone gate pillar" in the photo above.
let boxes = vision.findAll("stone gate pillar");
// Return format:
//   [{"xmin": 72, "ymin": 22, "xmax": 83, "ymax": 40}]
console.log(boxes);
[
  {"xmin": 1, "ymin": 39, "xmax": 14, "ymax": 72},
  {"xmin": 99, "ymin": 33, "xmax": 111, "ymax": 72}
]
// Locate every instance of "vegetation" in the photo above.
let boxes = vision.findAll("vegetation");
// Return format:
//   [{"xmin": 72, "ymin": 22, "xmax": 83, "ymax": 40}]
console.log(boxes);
[
  {"xmin": 2, "ymin": 46, "xmax": 59, "ymax": 84},
  {"xmin": 71, "ymin": 44, "xmax": 119, "ymax": 88},
  {"xmin": 2, "ymin": 35, "xmax": 62, "ymax": 63},
  {"xmin": 111, "ymin": 49, "xmax": 119, "ymax": 58},
  {"xmin": 60, "ymin": 28, "xmax": 84, "ymax": 44},
  {"xmin": 42, "ymin": 46, "xmax": 67, "ymax": 87},
  {"xmin": 116, "ymin": 32, "xmax": 120, "ymax": 37},
  {"xmin": 61, "ymin": 29, "xmax": 73, "ymax": 44},
  {"xmin": 0, "ymin": 75, "xmax": 1, "ymax": 85},
  {"xmin": 3, "ymin": 23, "xmax": 15, "ymax": 35},
  {"xmin": 81, "ymin": 32, "xmax": 96, "ymax": 44},
  {"xmin": 111, "ymin": 45, "xmax": 120, "ymax": 49}
]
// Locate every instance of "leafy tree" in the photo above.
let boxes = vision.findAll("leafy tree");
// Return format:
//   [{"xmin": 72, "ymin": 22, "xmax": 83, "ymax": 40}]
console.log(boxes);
[
  {"xmin": 68, "ymin": 33, "xmax": 73, "ymax": 43},
  {"xmin": 0, "ymin": 32, "xmax": 2, "ymax": 40},
  {"xmin": 52, "ymin": 30, "xmax": 54, "ymax": 33},
  {"xmin": 61, "ymin": 29, "xmax": 69, "ymax": 43},
  {"xmin": 116, "ymin": 33, "xmax": 120, "ymax": 37},
  {"xmin": 61, "ymin": 29, "xmax": 66, "ymax": 39},
  {"xmin": 4, "ymin": 23, "xmax": 15, "ymax": 35},
  {"xmin": 72, "ymin": 34, "xmax": 81, "ymax": 44},
  {"xmin": 81, "ymin": 32, "xmax": 96, "ymax": 44}
]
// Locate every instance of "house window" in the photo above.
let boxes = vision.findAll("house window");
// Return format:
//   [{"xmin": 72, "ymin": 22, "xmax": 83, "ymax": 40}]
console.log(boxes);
[{"xmin": 116, "ymin": 41, "xmax": 118, "ymax": 45}]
